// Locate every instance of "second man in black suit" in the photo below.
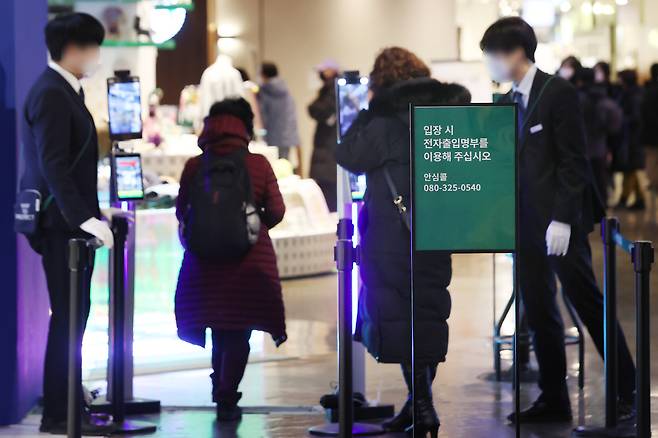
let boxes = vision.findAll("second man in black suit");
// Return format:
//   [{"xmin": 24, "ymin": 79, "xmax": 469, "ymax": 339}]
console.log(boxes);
[{"xmin": 480, "ymin": 17, "xmax": 636, "ymax": 424}]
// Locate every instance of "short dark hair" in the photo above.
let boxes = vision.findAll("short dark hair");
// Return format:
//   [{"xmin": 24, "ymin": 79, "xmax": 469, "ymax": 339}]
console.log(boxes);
[
  {"xmin": 46, "ymin": 13, "xmax": 105, "ymax": 61},
  {"xmin": 650, "ymin": 63, "xmax": 658, "ymax": 82},
  {"xmin": 560, "ymin": 56, "xmax": 582, "ymax": 70},
  {"xmin": 209, "ymin": 98, "xmax": 255, "ymax": 138},
  {"xmin": 594, "ymin": 61, "xmax": 611, "ymax": 80},
  {"xmin": 236, "ymin": 67, "xmax": 250, "ymax": 82},
  {"xmin": 618, "ymin": 69, "xmax": 638, "ymax": 88},
  {"xmin": 480, "ymin": 17, "xmax": 537, "ymax": 62},
  {"xmin": 573, "ymin": 67, "xmax": 595, "ymax": 87},
  {"xmin": 261, "ymin": 62, "xmax": 279, "ymax": 79}
]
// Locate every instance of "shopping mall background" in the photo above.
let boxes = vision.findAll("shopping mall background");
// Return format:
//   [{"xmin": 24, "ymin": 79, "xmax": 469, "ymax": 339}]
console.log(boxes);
[
  {"xmin": 57, "ymin": 0, "xmax": 658, "ymax": 174},
  {"xmin": 2, "ymin": 0, "xmax": 658, "ymax": 431}
]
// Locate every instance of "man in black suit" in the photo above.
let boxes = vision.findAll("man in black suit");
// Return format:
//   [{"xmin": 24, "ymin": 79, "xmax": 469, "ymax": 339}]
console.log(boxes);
[
  {"xmin": 480, "ymin": 17, "xmax": 636, "ymax": 424},
  {"xmin": 20, "ymin": 13, "xmax": 115, "ymax": 435}
]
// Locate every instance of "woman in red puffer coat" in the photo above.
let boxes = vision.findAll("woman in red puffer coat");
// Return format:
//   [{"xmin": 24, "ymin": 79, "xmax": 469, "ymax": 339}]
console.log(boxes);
[{"xmin": 175, "ymin": 98, "xmax": 287, "ymax": 422}]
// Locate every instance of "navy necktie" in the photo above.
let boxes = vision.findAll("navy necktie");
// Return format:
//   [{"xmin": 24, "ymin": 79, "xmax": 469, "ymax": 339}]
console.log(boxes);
[
  {"xmin": 513, "ymin": 91, "xmax": 526, "ymax": 140},
  {"xmin": 79, "ymin": 87, "xmax": 85, "ymax": 101}
]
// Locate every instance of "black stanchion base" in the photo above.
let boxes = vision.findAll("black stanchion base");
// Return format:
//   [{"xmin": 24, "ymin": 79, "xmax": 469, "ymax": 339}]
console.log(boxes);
[
  {"xmin": 91, "ymin": 397, "xmax": 161, "ymax": 415},
  {"xmin": 479, "ymin": 364, "xmax": 540, "ymax": 383},
  {"xmin": 572, "ymin": 424, "xmax": 637, "ymax": 437},
  {"xmin": 111, "ymin": 419, "xmax": 157, "ymax": 435},
  {"xmin": 308, "ymin": 422, "xmax": 384, "ymax": 436},
  {"xmin": 325, "ymin": 404, "xmax": 395, "ymax": 423}
]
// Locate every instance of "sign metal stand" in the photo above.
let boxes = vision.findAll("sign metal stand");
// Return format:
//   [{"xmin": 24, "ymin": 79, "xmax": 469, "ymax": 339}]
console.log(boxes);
[{"xmin": 410, "ymin": 103, "xmax": 519, "ymax": 438}]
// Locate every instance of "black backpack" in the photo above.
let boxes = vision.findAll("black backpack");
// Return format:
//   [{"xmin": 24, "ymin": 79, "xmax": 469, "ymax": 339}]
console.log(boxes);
[{"xmin": 183, "ymin": 149, "xmax": 260, "ymax": 261}]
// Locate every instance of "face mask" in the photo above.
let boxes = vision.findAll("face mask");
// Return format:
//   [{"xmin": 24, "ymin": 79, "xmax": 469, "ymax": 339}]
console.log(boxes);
[
  {"xmin": 81, "ymin": 55, "xmax": 101, "ymax": 78},
  {"xmin": 558, "ymin": 67, "xmax": 574, "ymax": 80},
  {"xmin": 594, "ymin": 69, "xmax": 606, "ymax": 84},
  {"xmin": 485, "ymin": 56, "xmax": 513, "ymax": 83}
]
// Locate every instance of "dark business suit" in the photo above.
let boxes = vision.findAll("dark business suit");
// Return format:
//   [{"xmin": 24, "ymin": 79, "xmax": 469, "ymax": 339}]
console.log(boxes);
[
  {"xmin": 504, "ymin": 69, "xmax": 635, "ymax": 403},
  {"xmin": 20, "ymin": 67, "xmax": 100, "ymax": 422}
]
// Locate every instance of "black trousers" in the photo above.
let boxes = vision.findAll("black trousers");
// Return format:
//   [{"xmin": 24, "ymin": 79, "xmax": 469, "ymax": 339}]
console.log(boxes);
[
  {"xmin": 519, "ymin": 226, "xmax": 636, "ymax": 403},
  {"xmin": 41, "ymin": 231, "xmax": 94, "ymax": 421},
  {"xmin": 590, "ymin": 157, "xmax": 609, "ymax": 208},
  {"xmin": 210, "ymin": 329, "xmax": 252, "ymax": 402}
]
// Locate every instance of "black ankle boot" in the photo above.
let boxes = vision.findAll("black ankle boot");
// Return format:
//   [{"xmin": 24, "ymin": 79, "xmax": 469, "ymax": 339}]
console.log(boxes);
[
  {"xmin": 405, "ymin": 364, "xmax": 440, "ymax": 438},
  {"xmin": 382, "ymin": 364, "xmax": 413, "ymax": 431},
  {"xmin": 216, "ymin": 391, "xmax": 243, "ymax": 422}
]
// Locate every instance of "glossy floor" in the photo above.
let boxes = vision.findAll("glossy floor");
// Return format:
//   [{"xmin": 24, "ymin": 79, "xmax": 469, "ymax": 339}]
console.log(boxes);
[{"xmin": 2, "ymin": 209, "xmax": 657, "ymax": 437}]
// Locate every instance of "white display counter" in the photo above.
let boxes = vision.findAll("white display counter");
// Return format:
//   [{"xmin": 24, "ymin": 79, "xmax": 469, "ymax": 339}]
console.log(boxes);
[{"xmin": 114, "ymin": 137, "xmax": 337, "ymax": 279}]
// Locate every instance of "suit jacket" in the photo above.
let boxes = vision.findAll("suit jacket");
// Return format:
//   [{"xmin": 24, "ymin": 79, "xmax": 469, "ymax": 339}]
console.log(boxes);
[
  {"xmin": 501, "ymin": 69, "xmax": 602, "ymax": 240},
  {"xmin": 20, "ymin": 67, "xmax": 100, "ymax": 232}
]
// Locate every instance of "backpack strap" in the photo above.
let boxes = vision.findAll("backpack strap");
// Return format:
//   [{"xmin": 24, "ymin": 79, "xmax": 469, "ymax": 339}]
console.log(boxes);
[{"xmin": 202, "ymin": 147, "xmax": 255, "ymax": 205}]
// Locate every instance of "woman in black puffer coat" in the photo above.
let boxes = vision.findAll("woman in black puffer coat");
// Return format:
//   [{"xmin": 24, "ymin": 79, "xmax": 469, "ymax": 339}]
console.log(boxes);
[{"xmin": 336, "ymin": 47, "xmax": 470, "ymax": 437}]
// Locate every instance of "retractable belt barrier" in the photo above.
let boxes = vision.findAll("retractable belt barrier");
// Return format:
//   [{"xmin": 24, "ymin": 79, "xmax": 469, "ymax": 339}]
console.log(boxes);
[
  {"xmin": 67, "ymin": 237, "xmax": 103, "ymax": 438},
  {"xmin": 574, "ymin": 217, "xmax": 654, "ymax": 438},
  {"xmin": 67, "ymin": 217, "xmax": 156, "ymax": 438}
]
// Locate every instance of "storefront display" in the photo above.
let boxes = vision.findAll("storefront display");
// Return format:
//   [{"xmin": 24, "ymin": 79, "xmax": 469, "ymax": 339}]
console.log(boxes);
[{"xmin": 86, "ymin": 129, "xmax": 335, "ymax": 377}]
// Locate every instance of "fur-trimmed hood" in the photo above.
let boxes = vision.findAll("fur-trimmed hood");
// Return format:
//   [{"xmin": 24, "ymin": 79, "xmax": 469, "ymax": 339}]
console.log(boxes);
[{"xmin": 369, "ymin": 77, "xmax": 471, "ymax": 122}]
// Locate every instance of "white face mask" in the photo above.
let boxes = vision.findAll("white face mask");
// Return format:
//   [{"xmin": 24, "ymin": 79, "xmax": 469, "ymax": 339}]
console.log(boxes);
[
  {"xmin": 485, "ymin": 55, "xmax": 513, "ymax": 83},
  {"xmin": 594, "ymin": 69, "xmax": 606, "ymax": 84},
  {"xmin": 81, "ymin": 56, "xmax": 101, "ymax": 78},
  {"xmin": 558, "ymin": 66, "xmax": 574, "ymax": 80}
]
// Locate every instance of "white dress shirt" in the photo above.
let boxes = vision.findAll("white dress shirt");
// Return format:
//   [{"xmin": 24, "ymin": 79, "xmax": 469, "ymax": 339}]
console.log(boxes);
[
  {"xmin": 512, "ymin": 63, "xmax": 537, "ymax": 108},
  {"xmin": 48, "ymin": 60, "xmax": 82, "ymax": 95}
]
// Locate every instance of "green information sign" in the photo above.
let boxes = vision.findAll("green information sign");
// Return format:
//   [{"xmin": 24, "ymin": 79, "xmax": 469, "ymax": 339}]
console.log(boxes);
[{"xmin": 411, "ymin": 104, "xmax": 517, "ymax": 252}]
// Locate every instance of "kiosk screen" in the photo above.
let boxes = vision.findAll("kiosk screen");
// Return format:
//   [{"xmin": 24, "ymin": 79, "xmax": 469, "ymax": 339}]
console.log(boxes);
[
  {"xmin": 336, "ymin": 74, "xmax": 369, "ymax": 201},
  {"xmin": 113, "ymin": 153, "xmax": 145, "ymax": 201},
  {"xmin": 107, "ymin": 77, "xmax": 142, "ymax": 140}
]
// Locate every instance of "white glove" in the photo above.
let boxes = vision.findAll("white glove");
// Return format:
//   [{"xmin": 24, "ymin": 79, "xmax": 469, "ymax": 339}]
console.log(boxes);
[
  {"xmin": 80, "ymin": 217, "xmax": 114, "ymax": 249},
  {"xmin": 546, "ymin": 221, "xmax": 571, "ymax": 256}
]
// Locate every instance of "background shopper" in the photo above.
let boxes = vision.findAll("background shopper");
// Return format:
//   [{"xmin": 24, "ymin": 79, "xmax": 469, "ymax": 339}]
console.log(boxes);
[
  {"xmin": 19, "ymin": 13, "xmax": 115, "ymax": 435},
  {"xmin": 481, "ymin": 17, "xmax": 636, "ymax": 425},
  {"xmin": 175, "ymin": 98, "xmax": 287, "ymax": 422},
  {"xmin": 617, "ymin": 69, "xmax": 648, "ymax": 209},
  {"xmin": 642, "ymin": 63, "xmax": 658, "ymax": 191},
  {"xmin": 573, "ymin": 67, "xmax": 623, "ymax": 206},
  {"xmin": 336, "ymin": 47, "xmax": 470, "ymax": 438},
  {"xmin": 236, "ymin": 67, "xmax": 264, "ymax": 139},
  {"xmin": 308, "ymin": 59, "xmax": 340, "ymax": 211},
  {"xmin": 258, "ymin": 62, "xmax": 301, "ymax": 163},
  {"xmin": 557, "ymin": 55, "xmax": 582, "ymax": 82}
]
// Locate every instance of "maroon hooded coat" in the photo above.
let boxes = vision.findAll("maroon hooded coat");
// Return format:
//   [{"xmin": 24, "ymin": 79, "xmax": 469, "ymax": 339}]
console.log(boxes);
[{"xmin": 175, "ymin": 114, "xmax": 287, "ymax": 347}]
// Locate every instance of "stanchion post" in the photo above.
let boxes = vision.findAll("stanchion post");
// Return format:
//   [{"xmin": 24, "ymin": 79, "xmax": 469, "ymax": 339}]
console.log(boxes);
[
  {"xmin": 67, "ymin": 239, "xmax": 89, "ymax": 438},
  {"xmin": 602, "ymin": 217, "xmax": 620, "ymax": 429},
  {"xmin": 111, "ymin": 216, "xmax": 129, "ymax": 424},
  {"xmin": 336, "ymin": 218, "xmax": 355, "ymax": 438},
  {"xmin": 632, "ymin": 241, "xmax": 653, "ymax": 438}
]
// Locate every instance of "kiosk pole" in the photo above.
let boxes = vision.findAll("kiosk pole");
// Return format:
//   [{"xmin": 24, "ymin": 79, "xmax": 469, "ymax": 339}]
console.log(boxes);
[
  {"xmin": 93, "ymin": 141, "xmax": 160, "ymax": 416},
  {"xmin": 308, "ymin": 169, "xmax": 383, "ymax": 436},
  {"xmin": 107, "ymin": 216, "xmax": 156, "ymax": 434}
]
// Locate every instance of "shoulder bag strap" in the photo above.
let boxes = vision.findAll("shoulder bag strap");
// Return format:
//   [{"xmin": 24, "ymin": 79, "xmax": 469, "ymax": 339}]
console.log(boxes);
[
  {"xmin": 42, "ymin": 120, "xmax": 95, "ymax": 210},
  {"xmin": 521, "ymin": 75, "xmax": 556, "ymax": 132},
  {"xmin": 383, "ymin": 166, "xmax": 411, "ymax": 232}
]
